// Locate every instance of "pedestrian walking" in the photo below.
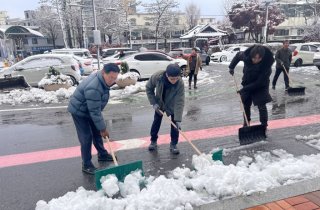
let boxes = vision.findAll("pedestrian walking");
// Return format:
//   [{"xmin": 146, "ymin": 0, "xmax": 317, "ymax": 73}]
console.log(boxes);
[
  {"xmin": 272, "ymin": 40, "xmax": 292, "ymax": 90},
  {"xmin": 146, "ymin": 64, "xmax": 185, "ymax": 155},
  {"xmin": 229, "ymin": 45, "xmax": 275, "ymax": 128},
  {"xmin": 186, "ymin": 48, "xmax": 202, "ymax": 89},
  {"xmin": 68, "ymin": 63, "xmax": 120, "ymax": 174}
]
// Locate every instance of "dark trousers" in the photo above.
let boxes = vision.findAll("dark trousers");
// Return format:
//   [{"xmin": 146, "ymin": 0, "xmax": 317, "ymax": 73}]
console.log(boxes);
[
  {"xmin": 272, "ymin": 67, "xmax": 290, "ymax": 88},
  {"xmin": 72, "ymin": 114, "xmax": 108, "ymax": 167},
  {"xmin": 150, "ymin": 111, "xmax": 179, "ymax": 145},
  {"xmin": 242, "ymin": 95, "xmax": 268, "ymax": 126},
  {"xmin": 188, "ymin": 70, "xmax": 197, "ymax": 86}
]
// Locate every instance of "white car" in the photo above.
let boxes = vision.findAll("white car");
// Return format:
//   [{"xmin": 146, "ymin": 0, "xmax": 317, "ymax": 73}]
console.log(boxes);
[
  {"xmin": 211, "ymin": 46, "xmax": 248, "ymax": 62},
  {"xmin": 102, "ymin": 51, "xmax": 138, "ymax": 64},
  {"xmin": 313, "ymin": 47, "xmax": 320, "ymax": 70},
  {"xmin": 73, "ymin": 56, "xmax": 94, "ymax": 75},
  {"xmin": 0, "ymin": 54, "xmax": 81, "ymax": 86},
  {"xmin": 114, "ymin": 52, "xmax": 187, "ymax": 79},
  {"xmin": 289, "ymin": 43, "xmax": 318, "ymax": 67}
]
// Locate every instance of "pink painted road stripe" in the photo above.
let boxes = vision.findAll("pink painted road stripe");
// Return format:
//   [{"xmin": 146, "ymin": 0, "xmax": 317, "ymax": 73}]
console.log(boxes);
[{"xmin": 1, "ymin": 114, "xmax": 320, "ymax": 169}]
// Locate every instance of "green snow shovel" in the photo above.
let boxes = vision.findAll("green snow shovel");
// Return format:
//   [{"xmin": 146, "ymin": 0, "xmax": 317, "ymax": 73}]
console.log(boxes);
[
  {"xmin": 282, "ymin": 64, "xmax": 305, "ymax": 96},
  {"xmin": 95, "ymin": 136, "xmax": 144, "ymax": 190},
  {"xmin": 233, "ymin": 75, "xmax": 267, "ymax": 145}
]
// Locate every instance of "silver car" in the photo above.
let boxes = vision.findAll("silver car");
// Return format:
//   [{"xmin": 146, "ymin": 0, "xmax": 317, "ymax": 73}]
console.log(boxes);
[{"xmin": 1, "ymin": 54, "xmax": 81, "ymax": 86}]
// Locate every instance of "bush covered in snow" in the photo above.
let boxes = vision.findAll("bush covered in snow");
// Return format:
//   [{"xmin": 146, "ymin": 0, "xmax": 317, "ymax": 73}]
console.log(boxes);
[{"xmin": 38, "ymin": 67, "xmax": 73, "ymax": 87}]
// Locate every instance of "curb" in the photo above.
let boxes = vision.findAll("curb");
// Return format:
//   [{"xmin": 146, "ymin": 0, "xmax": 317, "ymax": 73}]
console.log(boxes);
[{"xmin": 194, "ymin": 177, "xmax": 320, "ymax": 210}]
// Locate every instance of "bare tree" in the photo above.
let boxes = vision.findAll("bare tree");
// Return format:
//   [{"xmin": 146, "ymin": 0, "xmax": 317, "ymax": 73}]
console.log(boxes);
[
  {"xmin": 142, "ymin": 0, "xmax": 179, "ymax": 50},
  {"xmin": 39, "ymin": 0, "xmax": 69, "ymax": 47},
  {"xmin": 185, "ymin": 2, "xmax": 200, "ymax": 29},
  {"xmin": 34, "ymin": 5, "xmax": 61, "ymax": 48}
]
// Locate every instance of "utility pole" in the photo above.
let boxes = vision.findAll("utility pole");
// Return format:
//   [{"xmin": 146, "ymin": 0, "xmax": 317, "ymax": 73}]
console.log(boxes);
[{"xmin": 264, "ymin": 1, "xmax": 271, "ymax": 43}]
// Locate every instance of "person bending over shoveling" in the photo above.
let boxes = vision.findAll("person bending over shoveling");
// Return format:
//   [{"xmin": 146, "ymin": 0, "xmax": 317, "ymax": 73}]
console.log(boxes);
[
  {"xmin": 146, "ymin": 64, "xmax": 185, "ymax": 155},
  {"xmin": 68, "ymin": 63, "xmax": 120, "ymax": 175},
  {"xmin": 229, "ymin": 45, "xmax": 275, "ymax": 129}
]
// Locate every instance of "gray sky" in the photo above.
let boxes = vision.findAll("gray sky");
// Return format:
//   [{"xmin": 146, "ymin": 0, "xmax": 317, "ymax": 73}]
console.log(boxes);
[{"xmin": 0, "ymin": 0, "xmax": 226, "ymax": 20}]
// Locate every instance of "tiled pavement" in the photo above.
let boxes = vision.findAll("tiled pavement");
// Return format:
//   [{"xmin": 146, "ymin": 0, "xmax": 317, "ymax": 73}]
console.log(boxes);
[{"xmin": 246, "ymin": 191, "xmax": 320, "ymax": 210}]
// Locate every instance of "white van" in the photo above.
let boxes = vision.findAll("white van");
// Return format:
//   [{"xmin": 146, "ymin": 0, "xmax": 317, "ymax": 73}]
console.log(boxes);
[{"xmin": 51, "ymin": 48, "xmax": 93, "ymax": 58}]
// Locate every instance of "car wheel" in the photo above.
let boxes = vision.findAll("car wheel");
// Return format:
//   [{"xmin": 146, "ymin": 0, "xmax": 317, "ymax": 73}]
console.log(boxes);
[
  {"xmin": 67, "ymin": 75, "xmax": 77, "ymax": 86},
  {"xmin": 206, "ymin": 57, "xmax": 210, "ymax": 65},
  {"xmin": 129, "ymin": 69, "xmax": 141, "ymax": 80},
  {"xmin": 294, "ymin": 59, "xmax": 302, "ymax": 67},
  {"xmin": 220, "ymin": 55, "xmax": 227, "ymax": 62},
  {"xmin": 317, "ymin": 66, "xmax": 320, "ymax": 70}
]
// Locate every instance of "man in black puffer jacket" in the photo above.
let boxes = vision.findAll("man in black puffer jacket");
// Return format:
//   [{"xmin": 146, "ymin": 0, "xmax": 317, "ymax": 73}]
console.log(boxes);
[{"xmin": 229, "ymin": 45, "xmax": 275, "ymax": 128}]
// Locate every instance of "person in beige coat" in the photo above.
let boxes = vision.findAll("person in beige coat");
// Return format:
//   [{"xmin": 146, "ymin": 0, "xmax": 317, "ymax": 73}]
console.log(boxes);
[{"xmin": 186, "ymin": 48, "xmax": 202, "ymax": 89}]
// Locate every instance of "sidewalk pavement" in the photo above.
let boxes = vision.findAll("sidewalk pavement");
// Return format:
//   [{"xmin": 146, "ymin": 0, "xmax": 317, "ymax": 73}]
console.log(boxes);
[{"xmin": 246, "ymin": 191, "xmax": 320, "ymax": 210}]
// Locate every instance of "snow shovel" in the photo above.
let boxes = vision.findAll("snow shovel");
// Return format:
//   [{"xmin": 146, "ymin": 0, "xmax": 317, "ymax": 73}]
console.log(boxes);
[
  {"xmin": 158, "ymin": 110, "xmax": 223, "ymax": 161},
  {"xmin": 233, "ymin": 75, "xmax": 266, "ymax": 145},
  {"xmin": 282, "ymin": 64, "xmax": 305, "ymax": 96},
  {"xmin": 94, "ymin": 136, "xmax": 144, "ymax": 190},
  {"xmin": 0, "ymin": 75, "xmax": 29, "ymax": 91}
]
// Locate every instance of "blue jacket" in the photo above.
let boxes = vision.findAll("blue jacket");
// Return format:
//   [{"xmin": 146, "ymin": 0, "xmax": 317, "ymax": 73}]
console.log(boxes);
[{"xmin": 68, "ymin": 71, "xmax": 110, "ymax": 131}]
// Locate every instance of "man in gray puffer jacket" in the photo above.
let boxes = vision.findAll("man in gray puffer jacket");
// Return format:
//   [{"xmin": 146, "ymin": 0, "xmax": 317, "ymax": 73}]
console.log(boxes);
[
  {"xmin": 68, "ymin": 63, "xmax": 120, "ymax": 174},
  {"xmin": 146, "ymin": 64, "xmax": 185, "ymax": 155}
]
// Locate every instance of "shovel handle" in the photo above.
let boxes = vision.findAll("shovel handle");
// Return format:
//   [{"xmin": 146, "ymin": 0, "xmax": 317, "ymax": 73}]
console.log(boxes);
[
  {"xmin": 281, "ymin": 64, "xmax": 293, "ymax": 85},
  {"xmin": 158, "ymin": 110, "xmax": 202, "ymax": 155},
  {"xmin": 103, "ymin": 136, "xmax": 118, "ymax": 166},
  {"xmin": 233, "ymin": 75, "xmax": 250, "ymax": 126}
]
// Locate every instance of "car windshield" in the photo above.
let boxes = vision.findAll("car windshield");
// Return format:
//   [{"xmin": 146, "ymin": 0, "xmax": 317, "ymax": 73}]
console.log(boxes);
[
  {"xmin": 184, "ymin": 49, "xmax": 192, "ymax": 54},
  {"xmin": 289, "ymin": 46, "xmax": 297, "ymax": 51}
]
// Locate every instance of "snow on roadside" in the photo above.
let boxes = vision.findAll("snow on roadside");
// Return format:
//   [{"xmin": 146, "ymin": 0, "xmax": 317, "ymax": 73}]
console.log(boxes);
[
  {"xmin": 36, "ymin": 149, "xmax": 320, "ymax": 210},
  {"xmin": 296, "ymin": 132, "xmax": 320, "ymax": 150},
  {"xmin": 290, "ymin": 66, "xmax": 319, "ymax": 76}
]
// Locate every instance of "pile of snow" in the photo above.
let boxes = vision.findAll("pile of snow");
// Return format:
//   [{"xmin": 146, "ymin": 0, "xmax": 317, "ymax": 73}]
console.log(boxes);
[
  {"xmin": 183, "ymin": 71, "xmax": 218, "ymax": 87},
  {"xmin": 38, "ymin": 74, "xmax": 73, "ymax": 87},
  {"xmin": 117, "ymin": 72, "xmax": 140, "ymax": 81},
  {"xmin": 36, "ymin": 149, "xmax": 320, "ymax": 210},
  {"xmin": 110, "ymin": 81, "xmax": 147, "ymax": 100},
  {"xmin": 296, "ymin": 132, "xmax": 320, "ymax": 150},
  {"xmin": 0, "ymin": 87, "xmax": 76, "ymax": 105}
]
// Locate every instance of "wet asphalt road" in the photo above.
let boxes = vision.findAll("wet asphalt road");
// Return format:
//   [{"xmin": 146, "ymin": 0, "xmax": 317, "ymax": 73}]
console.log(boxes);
[{"xmin": 1, "ymin": 63, "xmax": 320, "ymax": 210}]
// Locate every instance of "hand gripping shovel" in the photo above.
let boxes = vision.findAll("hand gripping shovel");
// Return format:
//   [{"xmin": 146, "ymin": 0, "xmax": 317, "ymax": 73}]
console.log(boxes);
[
  {"xmin": 282, "ymin": 64, "xmax": 305, "ymax": 96},
  {"xmin": 94, "ymin": 136, "xmax": 144, "ymax": 190},
  {"xmin": 158, "ymin": 110, "xmax": 223, "ymax": 161},
  {"xmin": 233, "ymin": 75, "xmax": 267, "ymax": 145}
]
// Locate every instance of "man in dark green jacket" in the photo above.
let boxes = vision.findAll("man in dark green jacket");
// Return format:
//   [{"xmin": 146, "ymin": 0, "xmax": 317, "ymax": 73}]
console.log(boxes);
[
  {"xmin": 146, "ymin": 64, "xmax": 185, "ymax": 154},
  {"xmin": 68, "ymin": 63, "xmax": 120, "ymax": 174},
  {"xmin": 272, "ymin": 40, "xmax": 292, "ymax": 90}
]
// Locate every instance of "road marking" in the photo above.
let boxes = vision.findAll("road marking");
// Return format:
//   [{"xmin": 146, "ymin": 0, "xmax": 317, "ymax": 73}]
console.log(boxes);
[
  {"xmin": 1, "ymin": 114, "xmax": 320, "ymax": 169},
  {"xmin": 0, "ymin": 106, "xmax": 68, "ymax": 112}
]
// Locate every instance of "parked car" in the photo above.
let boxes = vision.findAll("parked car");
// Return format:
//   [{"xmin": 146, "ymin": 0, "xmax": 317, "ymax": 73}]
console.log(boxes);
[
  {"xmin": 0, "ymin": 54, "xmax": 81, "ymax": 86},
  {"xmin": 101, "ymin": 47, "xmax": 131, "ymax": 58},
  {"xmin": 113, "ymin": 52, "xmax": 187, "ymax": 79},
  {"xmin": 289, "ymin": 43, "xmax": 318, "ymax": 67},
  {"xmin": 210, "ymin": 46, "xmax": 248, "ymax": 62},
  {"xmin": 306, "ymin": 42, "xmax": 320, "ymax": 48},
  {"xmin": 51, "ymin": 48, "xmax": 93, "ymax": 58},
  {"xmin": 102, "ymin": 50, "xmax": 138, "ymax": 64},
  {"xmin": 168, "ymin": 47, "xmax": 211, "ymax": 65},
  {"xmin": 313, "ymin": 47, "xmax": 320, "ymax": 70}
]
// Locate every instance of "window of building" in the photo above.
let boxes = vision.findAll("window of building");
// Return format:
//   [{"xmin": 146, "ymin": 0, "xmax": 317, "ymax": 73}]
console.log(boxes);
[
  {"xmin": 23, "ymin": 38, "xmax": 28, "ymax": 45},
  {"xmin": 32, "ymin": 38, "xmax": 38, "ymax": 44},
  {"xmin": 130, "ymin": 18, "xmax": 136, "ymax": 26},
  {"xmin": 145, "ymin": 22, "xmax": 150, "ymax": 26},
  {"xmin": 25, "ymin": 12, "xmax": 29, "ymax": 19},
  {"xmin": 47, "ymin": 38, "xmax": 53, "ymax": 44},
  {"xmin": 274, "ymin": 29, "xmax": 289, "ymax": 36},
  {"xmin": 174, "ymin": 18, "xmax": 179, "ymax": 25},
  {"xmin": 297, "ymin": 29, "xmax": 304, "ymax": 35}
]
